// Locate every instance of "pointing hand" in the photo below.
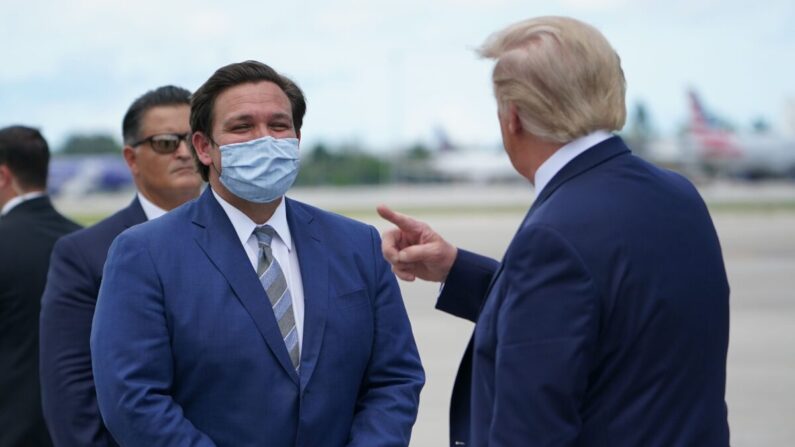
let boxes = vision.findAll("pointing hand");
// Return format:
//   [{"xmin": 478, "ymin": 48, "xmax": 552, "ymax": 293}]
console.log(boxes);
[{"xmin": 377, "ymin": 205, "xmax": 457, "ymax": 282}]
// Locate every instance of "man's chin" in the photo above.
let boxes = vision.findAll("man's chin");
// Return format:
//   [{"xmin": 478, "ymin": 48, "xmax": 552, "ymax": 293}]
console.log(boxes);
[
  {"xmin": 168, "ymin": 178, "xmax": 202, "ymax": 195},
  {"xmin": 171, "ymin": 166, "xmax": 198, "ymax": 176}
]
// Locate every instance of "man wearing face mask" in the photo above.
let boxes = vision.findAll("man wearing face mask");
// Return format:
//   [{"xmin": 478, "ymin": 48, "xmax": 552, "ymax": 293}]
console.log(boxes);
[{"xmin": 90, "ymin": 61, "xmax": 424, "ymax": 447}]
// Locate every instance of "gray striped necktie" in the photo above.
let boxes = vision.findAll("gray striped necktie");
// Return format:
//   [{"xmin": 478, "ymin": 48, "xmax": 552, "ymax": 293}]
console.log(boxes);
[{"xmin": 254, "ymin": 225, "xmax": 300, "ymax": 371}]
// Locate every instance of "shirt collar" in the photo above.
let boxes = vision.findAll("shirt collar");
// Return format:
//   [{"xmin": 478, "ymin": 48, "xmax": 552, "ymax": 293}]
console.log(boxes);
[
  {"xmin": 1, "ymin": 191, "xmax": 46, "ymax": 216},
  {"xmin": 211, "ymin": 189, "xmax": 292, "ymax": 251},
  {"xmin": 533, "ymin": 130, "xmax": 613, "ymax": 198},
  {"xmin": 137, "ymin": 192, "xmax": 168, "ymax": 221}
]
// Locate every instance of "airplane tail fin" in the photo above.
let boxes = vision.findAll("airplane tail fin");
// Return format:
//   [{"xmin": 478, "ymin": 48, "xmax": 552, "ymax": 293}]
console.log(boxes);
[
  {"xmin": 687, "ymin": 90, "xmax": 741, "ymax": 158},
  {"xmin": 433, "ymin": 126, "xmax": 455, "ymax": 153},
  {"xmin": 688, "ymin": 90, "xmax": 711, "ymax": 132}
]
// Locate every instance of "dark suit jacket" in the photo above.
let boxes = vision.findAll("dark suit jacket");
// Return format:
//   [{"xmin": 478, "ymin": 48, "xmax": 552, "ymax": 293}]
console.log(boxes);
[
  {"xmin": 90, "ymin": 189, "xmax": 424, "ymax": 447},
  {"xmin": 0, "ymin": 196, "xmax": 80, "ymax": 447},
  {"xmin": 39, "ymin": 198, "xmax": 145, "ymax": 447},
  {"xmin": 438, "ymin": 137, "xmax": 730, "ymax": 446}
]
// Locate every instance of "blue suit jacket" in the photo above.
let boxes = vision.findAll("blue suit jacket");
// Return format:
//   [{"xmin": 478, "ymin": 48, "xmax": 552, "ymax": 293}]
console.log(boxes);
[
  {"xmin": 40, "ymin": 198, "xmax": 145, "ymax": 447},
  {"xmin": 90, "ymin": 189, "xmax": 424, "ymax": 447},
  {"xmin": 438, "ymin": 137, "xmax": 730, "ymax": 446}
]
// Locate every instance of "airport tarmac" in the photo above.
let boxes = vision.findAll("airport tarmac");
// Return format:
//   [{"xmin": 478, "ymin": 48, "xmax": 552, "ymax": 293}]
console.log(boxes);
[
  {"xmin": 365, "ymin": 210, "xmax": 795, "ymax": 446},
  {"xmin": 55, "ymin": 182, "xmax": 795, "ymax": 446},
  {"xmin": 323, "ymin": 183, "xmax": 795, "ymax": 446}
]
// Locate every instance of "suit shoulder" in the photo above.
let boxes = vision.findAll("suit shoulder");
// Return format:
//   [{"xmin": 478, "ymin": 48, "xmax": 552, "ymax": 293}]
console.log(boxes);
[
  {"xmin": 115, "ymin": 199, "xmax": 193, "ymax": 244},
  {"xmin": 548, "ymin": 153, "xmax": 702, "ymax": 214},
  {"xmin": 0, "ymin": 206, "xmax": 78, "ymax": 236},
  {"xmin": 56, "ymin": 213, "xmax": 82, "ymax": 233},
  {"xmin": 57, "ymin": 203, "xmax": 143, "ymax": 253},
  {"xmin": 61, "ymin": 207, "xmax": 129, "ymax": 242},
  {"xmin": 40, "ymin": 201, "xmax": 81, "ymax": 232}
]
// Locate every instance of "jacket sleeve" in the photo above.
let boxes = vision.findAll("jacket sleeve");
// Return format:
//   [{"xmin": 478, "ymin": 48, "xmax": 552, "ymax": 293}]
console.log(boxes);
[
  {"xmin": 346, "ymin": 227, "xmax": 425, "ymax": 447},
  {"xmin": 90, "ymin": 231, "xmax": 217, "ymax": 447},
  {"xmin": 40, "ymin": 235, "xmax": 118, "ymax": 446},
  {"xmin": 436, "ymin": 249, "xmax": 500, "ymax": 322},
  {"xmin": 489, "ymin": 224, "xmax": 598, "ymax": 446}
]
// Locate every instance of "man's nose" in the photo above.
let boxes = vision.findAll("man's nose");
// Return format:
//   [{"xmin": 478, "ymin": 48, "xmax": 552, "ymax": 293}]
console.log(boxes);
[{"xmin": 174, "ymin": 139, "xmax": 192, "ymax": 158}]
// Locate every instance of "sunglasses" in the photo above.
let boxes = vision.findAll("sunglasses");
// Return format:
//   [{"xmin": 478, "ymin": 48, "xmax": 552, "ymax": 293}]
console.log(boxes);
[{"xmin": 131, "ymin": 132, "xmax": 190, "ymax": 154}]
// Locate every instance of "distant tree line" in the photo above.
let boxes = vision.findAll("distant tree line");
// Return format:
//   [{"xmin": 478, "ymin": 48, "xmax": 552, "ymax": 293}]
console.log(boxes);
[
  {"xmin": 55, "ymin": 132, "xmax": 438, "ymax": 186},
  {"xmin": 295, "ymin": 142, "xmax": 438, "ymax": 186},
  {"xmin": 296, "ymin": 143, "xmax": 390, "ymax": 186},
  {"xmin": 58, "ymin": 134, "xmax": 122, "ymax": 155}
]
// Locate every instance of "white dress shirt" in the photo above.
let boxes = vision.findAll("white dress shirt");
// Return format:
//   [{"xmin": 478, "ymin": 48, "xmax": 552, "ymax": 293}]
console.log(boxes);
[
  {"xmin": 212, "ymin": 189, "xmax": 305, "ymax": 349},
  {"xmin": 0, "ymin": 191, "xmax": 46, "ymax": 216},
  {"xmin": 532, "ymin": 130, "xmax": 613, "ymax": 199},
  {"xmin": 137, "ymin": 193, "xmax": 167, "ymax": 221}
]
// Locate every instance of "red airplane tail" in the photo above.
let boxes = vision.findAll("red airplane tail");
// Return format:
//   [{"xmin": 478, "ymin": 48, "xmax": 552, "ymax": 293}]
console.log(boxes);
[{"xmin": 687, "ymin": 90, "xmax": 741, "ymax": 158}]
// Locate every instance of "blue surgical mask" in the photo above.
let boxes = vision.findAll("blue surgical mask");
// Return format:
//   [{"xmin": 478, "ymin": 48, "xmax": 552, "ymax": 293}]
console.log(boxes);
[{"xmin": 216, "ymin": 135, "xmax": 300, "ymax": 203}]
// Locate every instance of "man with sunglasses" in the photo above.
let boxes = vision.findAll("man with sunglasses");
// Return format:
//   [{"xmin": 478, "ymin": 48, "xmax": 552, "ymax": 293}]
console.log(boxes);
[{"xmin": 40, "ymin": 85, "xmax": 202, "ymax": 447}]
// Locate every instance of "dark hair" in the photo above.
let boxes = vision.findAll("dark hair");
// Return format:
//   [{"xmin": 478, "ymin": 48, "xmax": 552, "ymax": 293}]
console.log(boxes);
[
  {"xmin": 122, "ymin": 85, "xmax": 192, "ymax": 145},
  {"xmin": 190, "ymin": 60, "xmax": 307, "ymax": 181},
  {"xmin": 0, "ymin": 125, "xmax": 50, "ymax": 189}
]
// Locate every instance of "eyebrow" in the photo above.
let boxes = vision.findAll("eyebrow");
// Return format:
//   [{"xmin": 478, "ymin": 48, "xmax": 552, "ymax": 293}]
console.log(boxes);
[
  {"xmin": 269, "ymin": 112, "xmax": 293, "ymax": 123},
  {"xmin": 222, "ymin": 112, "xmax": 293, "ymax": 127},
  {"xmin": 222, "ymin": 114, "xmax": 253, "ymax": 127}
]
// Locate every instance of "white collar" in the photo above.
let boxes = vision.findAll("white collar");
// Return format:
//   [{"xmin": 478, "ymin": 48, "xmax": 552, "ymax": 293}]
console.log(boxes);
[
  {"xmin": 211, "ymin": 189, "xmax": 292, "ymax": 252},
  {"xmin": 1, "ymin": 191, "xmax": 46, "ymax": 216},
  {"xmin": 533, "ymin": 130, "xmax": 613, "ymax": 198},
  {"xmin": 137, "ymin": 192, "xmax": 168, "ymax": 221}
]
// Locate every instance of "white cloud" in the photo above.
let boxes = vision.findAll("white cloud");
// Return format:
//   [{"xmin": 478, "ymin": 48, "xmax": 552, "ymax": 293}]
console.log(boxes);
[{"xmin": 1, "ymin": 0, "xmax": 794, "ymax": 148}]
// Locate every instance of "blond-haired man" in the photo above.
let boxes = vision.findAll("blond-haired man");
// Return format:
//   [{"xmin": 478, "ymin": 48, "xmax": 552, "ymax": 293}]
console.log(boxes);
[{"xmin": 379, "ymin": 16, "xmax": 729, "ymax": 446}]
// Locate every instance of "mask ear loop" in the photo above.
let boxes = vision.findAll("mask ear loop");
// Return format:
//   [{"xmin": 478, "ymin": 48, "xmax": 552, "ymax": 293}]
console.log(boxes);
[{"xmin": 206, "ymin": 137, "xmax": 223, "ymax": 178}]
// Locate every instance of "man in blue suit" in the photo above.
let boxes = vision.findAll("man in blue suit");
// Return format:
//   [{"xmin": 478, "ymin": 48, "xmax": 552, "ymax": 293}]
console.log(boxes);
[
  {"xmin": 90, "ymin": 61, "xmax": 424, "ymax": 447},
  {"xmin": 40, "ymin": 85, "xmax": 203, "ymax": 446},
  {"xmin": 379, "ymin": 17, "xmax": 730, "ymax": 446}
]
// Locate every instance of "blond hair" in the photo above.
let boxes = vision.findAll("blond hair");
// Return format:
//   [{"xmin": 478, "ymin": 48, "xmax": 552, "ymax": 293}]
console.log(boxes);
[{"xmin": 478, "ymin": 16, "xmax": 626, "ymax": 143}]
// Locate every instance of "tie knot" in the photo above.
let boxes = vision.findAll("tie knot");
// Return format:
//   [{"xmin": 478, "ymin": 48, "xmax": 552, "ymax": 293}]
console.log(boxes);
[{"xmin": 253, "ymin": 225, "xmax": 276, "ymax": 247}]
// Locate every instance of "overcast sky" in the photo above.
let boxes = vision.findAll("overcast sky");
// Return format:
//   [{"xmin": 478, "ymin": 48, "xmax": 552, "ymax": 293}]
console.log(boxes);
[{"xmin": 1, "ymin": 0, "xmax": 794, "ymax": 151}]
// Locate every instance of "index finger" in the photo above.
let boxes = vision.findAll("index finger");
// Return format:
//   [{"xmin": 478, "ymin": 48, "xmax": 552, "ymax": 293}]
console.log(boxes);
[{"xmin": 376, "ymin": 205, "xmax": 423, "ymax": 233}]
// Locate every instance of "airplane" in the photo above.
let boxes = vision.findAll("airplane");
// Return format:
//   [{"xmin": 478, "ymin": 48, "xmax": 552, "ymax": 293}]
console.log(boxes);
[
  {"xmin": 48, "ymin": 154, "xmax": 133, "ymax": 196},
  {"xmin": 682, "ymin": 90, "xmax": 795, "ymax": 179},
  {"xmin": 424, "ymin": 127, "xmax": 522, "ymax": 183}
]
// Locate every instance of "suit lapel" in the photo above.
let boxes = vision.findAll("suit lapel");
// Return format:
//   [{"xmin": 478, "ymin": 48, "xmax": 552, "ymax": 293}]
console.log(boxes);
[
  {"xmin": 527, "ymin": 136, "xmax": 630, "ymax": 223},
  {"xmin": 285, "ymin": 199, "xmax": 329, "ymax": 391},
  {"xmin": 191, "ymin": 189, "xmax": 299, "ymax": 384},
  {"xmin": 476, "ymin": 203, "xmax": 533, "ymax": 313},
  {"xmin": 121, "ymin": 197, "xmax": 147, "ymax": 228}
]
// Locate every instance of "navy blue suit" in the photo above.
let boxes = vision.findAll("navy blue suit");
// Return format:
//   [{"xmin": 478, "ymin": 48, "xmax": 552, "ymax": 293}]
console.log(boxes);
[
  {"xmin": 0, "ymin": 196, "xmax": 80, "ymax": 447},
  {"xmin": 39, "ymin": 198, "xmax": 145, "ymax": 446},
  {"xmin": 438, "ymin": 137, "xmax": 730, "ymax": 446},
  {"xmin": 90, "ymin": 189, "xmax": 424, "ymax": 447}
]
